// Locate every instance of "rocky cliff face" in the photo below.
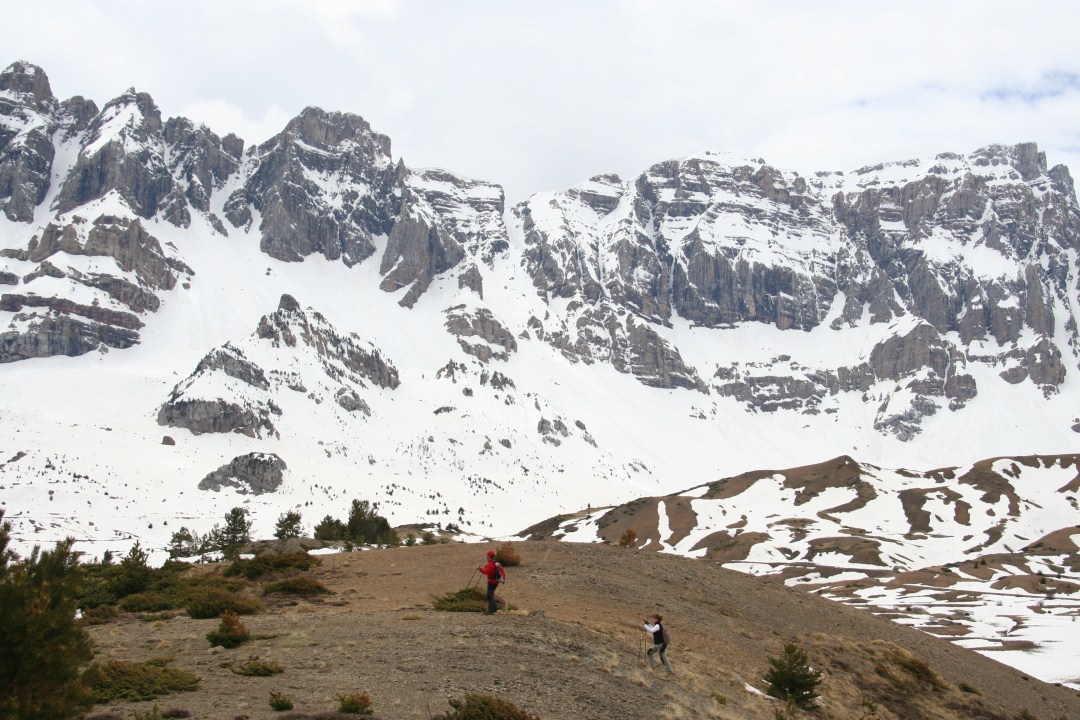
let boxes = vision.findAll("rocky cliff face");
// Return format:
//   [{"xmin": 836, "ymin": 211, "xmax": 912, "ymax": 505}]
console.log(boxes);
[
  {"xmin": 0, "ymin": 213, "xmax": 192, "ymax": 361},
  {"xmin": 224, "ymin": 107, "xmax": 401, "ymax": 266},
  {"xmin": 159, "ymin": 294, "xmax": 400, "ymax": 437},
  {"xmin": 513, "ymin": 145, "xmax": 1080, "ymax": 437},
  {"xmin": 2, "ymin": 61, "xmax": 1080, "ymax": 444},
  {"xmin": 0, "ymin": 62, "xmax": 508, "ymax": 365}
]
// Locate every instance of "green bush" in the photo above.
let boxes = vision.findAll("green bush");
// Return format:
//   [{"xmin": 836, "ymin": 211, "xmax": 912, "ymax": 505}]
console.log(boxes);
[
  {"xmin": 119, "ymin": 591, "xmax": 175, "ymax": 613},
  {"xmin": 229, "ymin": 658, "xmax": 283, "ymax": 676},
  {"xmin": 431, "ymin": 588, "xmax": 488, "ymax": 613},
  {"xmin": 438, "ymin": 693, "xmax": 539, "ymax": 720},
  {"xmin": 886, "ymin": 649, "xmax": 943, "ymax": 690},
  {"xmin": 82, "ymin": 603, "xmax": 120, "ymax": 625},
  {"xmin": 79, "ymin": 557, "xmax": 229, "ymax": 612},
  {"xmin": 82, "ymin": 659, "xmax": 200, "ymax": 702},
  {"xmin": 268, "ymin": 690, "xmax": 293, "ymax": 711},
  {"xmin": 337, "ymin": 691, "xmax": 373, "ymax": 714},
  {"xmin": 0, "ymin": 517, "xmax": 95, "ymax": 720},
  {"xmin": 263, "ymin": 575, "xmax": 330, "ymax": 597},
  {"xmin": 763, "ymin": 643, "xmax": 823, "ymax": 710},
  {"xmin": 225, "ymin": 552, "xmax": 321, "ymax": 580},
  {"xmin": 206, "ymin": 612, "xmax": 250, "ymax": 649},
  {"xmin": 185, "ymin": 589, "xmax": 264, "ymax": 619}
]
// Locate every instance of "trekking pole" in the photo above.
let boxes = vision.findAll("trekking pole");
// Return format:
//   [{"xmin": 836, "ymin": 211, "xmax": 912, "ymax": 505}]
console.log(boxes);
[{"xmin": 466, "ymin": 568, "xmax": 478, "ymax": 590}]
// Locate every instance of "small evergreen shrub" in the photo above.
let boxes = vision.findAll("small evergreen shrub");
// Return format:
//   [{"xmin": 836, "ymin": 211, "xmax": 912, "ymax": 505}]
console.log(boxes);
[
  {"xmin": 618, "ymin": 528, "xmax": 637, "ymax": 548},
  {"xmin": 82, "ymin": 603, "xmax": 121, "ymax": 625},
  {"xmin": 79, "ymin": 558, "xmax": 241, "ymax": 612},
  {"xmin": 337, "ymin": 691, "xmax": 373, "ymax": 714},
  {"xmin": 130, "ymin": 707, "xmax": 189, "ymax": 720},
  {"xmin": 120, "ymin": 591, "xmax": 175, "ymax": 613},
  {"xmin": 494, "ymin": 542, "xmax": 521, "ymax": 566},
  {"xmin": 225, "ymin": 552, "xmax": 320, "ymax": 580},
  {"xmin": 431, "ymin": 588, "xmax": 488, "ymax": 613},
  {"xmin": 206, "ymin": 612, "xmax": 251, "ymax": 649},
  {"xmin": 82, "ymin": 659, "xmax": 200, "ymax": 702},
  {"xmin": 139, "ymin": 611, "xmax": 177, "ymax": 623},
  {"xmin": 268, "ymin": 690, "xmax": 294, "ymax": 711},
  {"xmin": 185, "ymin": 589, "xmax": 264, "ymax": 619},
  {"xmin": 263, "ymin": 575, "xmax": 331, "ymax": 596},
  {"xmin": 230, "ymin": 658, "xmax": 283, "ymax": 676},
  {"xmin": 763, "ymin": 643, "xmax": 823, "ymax": 710},
  {"xmin": 438, "ymin": 693, "xmax": 539, "ymax": 720},
  {"xmin": 886, "ymin": 649, "xmax": 943, "ymax": 690}
]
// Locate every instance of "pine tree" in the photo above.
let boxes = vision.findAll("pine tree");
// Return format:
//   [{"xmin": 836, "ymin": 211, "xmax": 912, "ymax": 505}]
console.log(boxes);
[
  {"xmin": 167, "ymin": 527, "xmax": 200, "ymax": 559},
  {"xmin": 110, "ymin": 541, "xmax": 153, "ymax": 597},
  {"xmin": 313, "ymin": 515, "xmax": 346, "ymax": 541},
  {"xmin": 763, "ymin": 643, "xmax": 823, "ymax": 709},
  {"xmin": 0, "ymin": 510, "xmax": 94, "ymax": 720},
  {"xmin": 346, "ymin": 499, "xmax": 395, "ymax": 544},
  {"xmin": 219, "ymin": 507, "xmax": 252, "ymax": 559},
  {"xmin": 274, "ymin": 510, "xmax": 303, "ymax": 540}
]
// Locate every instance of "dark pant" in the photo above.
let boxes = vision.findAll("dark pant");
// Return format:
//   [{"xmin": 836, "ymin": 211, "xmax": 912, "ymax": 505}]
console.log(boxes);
[{"xmin": 486, "ymin": 582, "xmax": 497, "ymax": 614}]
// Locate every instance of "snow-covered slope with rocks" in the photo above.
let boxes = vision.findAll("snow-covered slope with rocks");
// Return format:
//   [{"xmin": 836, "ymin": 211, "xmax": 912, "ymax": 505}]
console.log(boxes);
[
  {"xmin": 526, "ymin": 454, "xmax": 1080, "ymax": 688},
  {"xmin": 2, "ymin": 61, "xmax": 1080, "ymax": 684}
]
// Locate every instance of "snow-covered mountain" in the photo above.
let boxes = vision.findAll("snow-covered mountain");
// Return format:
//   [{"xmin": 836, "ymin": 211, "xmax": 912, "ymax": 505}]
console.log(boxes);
[
  {"xmin": 1, "ymin": 59, "xmax": 1078, "ymax": 557},
  {"xmin": 3, "ymin": 58, "xmax": 1080, "ymax": 686}
]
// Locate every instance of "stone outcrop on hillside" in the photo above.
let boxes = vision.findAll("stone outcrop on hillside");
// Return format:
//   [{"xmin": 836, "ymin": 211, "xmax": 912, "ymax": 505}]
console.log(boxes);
[
  {"xmin": 0, "ymin": 214, "xmax": 191, "ymax": 361},
  {"xmin": 157, "ymin": 397, "xmax": 280, "ymax": 438},
  {"xmin": 159, "ymin": 294, "xmax": 399, "ymax": 436},
  {"xmin": 444, "ymin": 305, "xmax": 517, "ymax": 362},
  {"xmin": 198, "ymin": 452, "xmax": 287, "ymax": 494}
]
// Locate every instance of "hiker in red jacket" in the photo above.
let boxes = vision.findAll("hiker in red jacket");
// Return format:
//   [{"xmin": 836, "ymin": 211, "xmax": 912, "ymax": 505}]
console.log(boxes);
[{"xmin": 477, "ymin": 549, "xmax": 505, "ymax": 615}]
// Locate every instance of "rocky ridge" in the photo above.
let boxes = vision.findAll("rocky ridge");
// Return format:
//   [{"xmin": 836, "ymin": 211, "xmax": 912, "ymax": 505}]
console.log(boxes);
[
  {"xmin": 159, "ymin": 294, "xmax": 400, "ymax": 438},
  {"xmin": 2, "ymin": 61, "xmax": 1079, "ymax": 441}
]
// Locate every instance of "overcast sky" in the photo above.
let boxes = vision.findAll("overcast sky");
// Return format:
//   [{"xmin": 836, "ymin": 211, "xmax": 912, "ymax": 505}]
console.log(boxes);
[{"xmin": 6, "ymin": 0, "xmax": 1080, "ymax": 203}]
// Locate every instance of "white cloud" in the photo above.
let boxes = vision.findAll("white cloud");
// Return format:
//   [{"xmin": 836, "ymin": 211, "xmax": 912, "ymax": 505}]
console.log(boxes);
[
  {"xmin": 178, "ymin": 99, "xmax": 294, "ymax": 146},
  {"xmin": 3, "ymin": 0, "xmax": 1080, "ymax": 201}
]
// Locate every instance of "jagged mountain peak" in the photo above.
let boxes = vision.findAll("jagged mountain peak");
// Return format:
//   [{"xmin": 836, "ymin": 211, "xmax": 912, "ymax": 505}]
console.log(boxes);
[
  {"xmin": 279, "ymin": 105, "xmax": 392, "ymax": 158},
  {"xmin": 0, "ymin": 60, "xmax": 54, "ymax": 109}
]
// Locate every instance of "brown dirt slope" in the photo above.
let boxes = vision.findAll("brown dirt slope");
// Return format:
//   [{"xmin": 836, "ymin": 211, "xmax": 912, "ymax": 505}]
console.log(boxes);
[{"xmin": 86, "ymin": 541, "xmax": 1080, "ymax": 720}]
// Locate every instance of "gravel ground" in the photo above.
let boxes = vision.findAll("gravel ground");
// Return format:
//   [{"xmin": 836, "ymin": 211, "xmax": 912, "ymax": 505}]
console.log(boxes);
[{"xmin": 85, "ymin": 541, "xmax": 1080, "ymax": 720}]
